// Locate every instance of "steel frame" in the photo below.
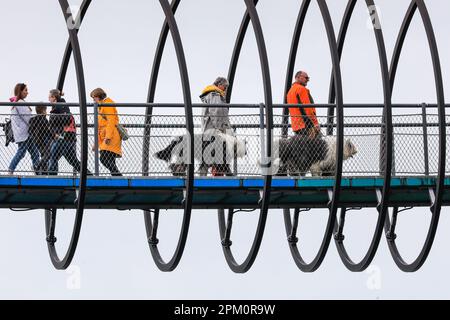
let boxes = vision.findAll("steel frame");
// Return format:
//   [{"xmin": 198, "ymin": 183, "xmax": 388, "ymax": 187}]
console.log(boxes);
[
  {"xmin": 141, "ymin": 0, "xmax": 194, "ymax": 272},
  {"xmin": 282, "ymin": 0, "xmax": 345, "ymax": 273},
  {"xmin": 2, "ymin": 0, "xmax": 445, "ymax": 273},
  {"xmin": 385, "ymin": 0, "xmax": 446, "ymax": 272},
  {"xmin": 44, "ymin": 0, "xmax": 90, "ymax": 270}
]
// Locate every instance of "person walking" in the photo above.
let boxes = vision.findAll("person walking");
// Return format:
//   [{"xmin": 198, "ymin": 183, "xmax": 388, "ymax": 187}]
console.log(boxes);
[
  {"xmin": 199, "ymin": 77, "xmax": 233, "ymax": 176},
  {"xmin": 48, "ymin": 89, "xmax": 84, "ymax": 175},
  {"xmin": 29, "ymin": 105, "xmax": 52, "ymax": 174},
  {"xmin": 91, "ymin": 88, "xmax": 122, "ymax": 176},
  {"xmin": 8, "ymin": 83, "xmax": 40, "ymax": 174},
  {"xmin": 286, "ymin": 71, "xmax": 320, "ymax": 138}
]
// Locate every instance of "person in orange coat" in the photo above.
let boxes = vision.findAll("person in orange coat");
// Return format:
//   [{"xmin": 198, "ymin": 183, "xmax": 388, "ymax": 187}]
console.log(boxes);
[
  {"xmin": 286, "ymin": 71, "xmax": 320, "ymax": 138},
  {"xmin": 91, "ymin": 88, "xmax": 122, "ymax": 176}
]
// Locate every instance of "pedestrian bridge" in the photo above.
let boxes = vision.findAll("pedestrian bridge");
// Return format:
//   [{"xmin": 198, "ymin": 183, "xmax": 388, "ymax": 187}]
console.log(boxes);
[
  {"xmin": 1, "ymin": 102, "xmax": 449, "ymax": 275},
  {"xmin": 1, "ymin": 0, "xmax": 448, "ymax": 275}
]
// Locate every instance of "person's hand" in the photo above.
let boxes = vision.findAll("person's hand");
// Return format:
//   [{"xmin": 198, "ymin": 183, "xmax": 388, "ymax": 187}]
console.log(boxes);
[{"xmin": 104, "ymin": 138, "xmax": 111, "ymax": 145}]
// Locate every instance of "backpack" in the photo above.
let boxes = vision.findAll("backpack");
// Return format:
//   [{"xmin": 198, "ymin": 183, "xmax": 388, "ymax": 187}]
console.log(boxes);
[
  {"xmin": 3, "ymin": 118, "xmax": 15, "ymax": 146},
  {"xmin": 6, "ymin": 106, "xmax": 31, "ymax": 146}
]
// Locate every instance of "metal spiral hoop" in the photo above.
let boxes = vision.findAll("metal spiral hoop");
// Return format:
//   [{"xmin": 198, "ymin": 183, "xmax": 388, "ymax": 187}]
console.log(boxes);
[
  {"xmin": 282, "ymin": 0, "xmax": 344, "ymax": 273},
  {"xmin": 217, "ymin": 0, "xmax": 273, "ymax": 273},
  {"xmin": 44, "ymin": 0, "xmax": 90, "ymax": 270},
  {"xmin": 142, "ymin": 0, "xmax": 194, "ymax": 272},
  {"xmin": 385, "ymin": 0, "xmax": 446, "ymax": 272},
  {"xmin": 0, "ymin": 0, "xmax": 446, "ymax": 273},
  {"xmin": 326, "ymin": 0, "xmax": 394, "ymax": 272}
]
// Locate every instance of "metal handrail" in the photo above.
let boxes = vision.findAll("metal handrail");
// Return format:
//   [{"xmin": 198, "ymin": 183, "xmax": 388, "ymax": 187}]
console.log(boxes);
[{"xmin": 1, "ymin": 102, "xmax": 450, "ymax": 108}]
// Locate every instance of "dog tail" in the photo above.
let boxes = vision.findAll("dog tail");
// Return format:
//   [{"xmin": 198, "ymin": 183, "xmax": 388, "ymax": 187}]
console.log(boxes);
[{"xmin": 154, "ymin": 136, "xmax": 183, "ymax": 162}]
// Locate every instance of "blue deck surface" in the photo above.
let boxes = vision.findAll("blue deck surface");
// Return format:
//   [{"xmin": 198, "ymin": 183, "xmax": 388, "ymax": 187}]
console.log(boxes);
[{"xmin": 0, "ymin": 176, "xmax": 449, "ymax": 189}]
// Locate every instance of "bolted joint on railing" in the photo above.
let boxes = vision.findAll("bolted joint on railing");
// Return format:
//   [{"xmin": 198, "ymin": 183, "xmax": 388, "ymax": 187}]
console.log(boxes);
[{"xmin": 46, "ymin": 235, "xmax": 57, "ymax": 245}]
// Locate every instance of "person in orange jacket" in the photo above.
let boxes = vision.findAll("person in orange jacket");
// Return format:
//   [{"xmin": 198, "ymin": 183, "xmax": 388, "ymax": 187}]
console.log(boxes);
[
  {"xmin": 286, "ymin": 71, "xmax": 320, "ymax": 138},
  {"xmin": 91, "ymin": 88, "xmax": 122, "ymax": 176}
]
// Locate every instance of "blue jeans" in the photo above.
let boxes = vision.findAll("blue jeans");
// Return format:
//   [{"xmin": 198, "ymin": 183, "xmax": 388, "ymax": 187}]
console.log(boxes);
[
  {"xmin": 48, "ymin": 139, "xmax": 82, "ymax": 175},
  {"xmin": 9, "ymin": 139, "xmax": 40, "ymax": 173}
]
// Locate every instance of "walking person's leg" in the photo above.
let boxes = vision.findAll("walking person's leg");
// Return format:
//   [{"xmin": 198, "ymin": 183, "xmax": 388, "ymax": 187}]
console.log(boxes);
[
  {"xmin": 63, "ymin": 140, "xmax": 92, "ymax": 175},
  {"xmin": 48, "ymin": 139, "xmax": 63, "ymax": 175},
  {"xmin": 8, "ymin": 141, "xmax": 28, "ymax": 174},
  {"xmin": 199, "ymin": 135, "xmax": 215, "ymax": 176},
  {"xmin": 26, "ymin": 140, "xmax": 41, "ymax": 174},
  {"xmin": 212, "ymin": 133, "xmax": 232, "ymax": 177},
  {"xmin": 100, "ymin": 150, "xmax": 122, "ymax": 176},
  {"xmin": 218, "ymin": 139, "xmax": 233, "ymax": 176},
  {"xmin": 35, "ymin": 145, "xmax": 45, "ymax": 175},
  {"xmin": 63, "ymin": 140, "xmax": 82, "ymax": 173},
  {"xmin": 38, "ymin": 139, "xmax": 52, "ymax": 175},
  {"xmin": 198, "ymin": 140, "xmax": 209, "ymax": 176}
]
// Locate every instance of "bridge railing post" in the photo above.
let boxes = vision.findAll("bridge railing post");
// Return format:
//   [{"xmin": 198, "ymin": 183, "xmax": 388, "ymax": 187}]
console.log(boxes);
[
  {"xmin": 421, "ymin": 103, "xmax": 430, "ymax": 176},
  {"xmin": 259, "ymin": 103, "xmax": 267, "ymax": 175},
  {"xmin": 93, "ymin": 103, "xmax": 100, "ymax": 176},
  {"xmin": 233, "ymin": 125, "xmax": 238, "ymax": 176}
]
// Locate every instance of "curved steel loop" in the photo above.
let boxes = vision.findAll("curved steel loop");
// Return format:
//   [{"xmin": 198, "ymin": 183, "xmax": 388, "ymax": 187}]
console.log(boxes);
[
  {"xmin": 44, "ymin": 0, "xmax": 89, "ymax": 270},
  {"xmin": 327, "ymin": 0, "xmax": 393, "ymax": 272},
  {"xmin": 217, "ymin": 0, "xmax": 273, "ymax": 273},
  {"xmin": 327, "ymin": 0, "xmax": 356, "ymax": 126},
  {"xmin": 140, "ymin": 0, "xmax": 194, "ymax": 272},
  {"xmin": 282, "ymin": 0, "xmax": 311, "ymax": 137},
  {"xmin": 142, "ymin": 0, "xmax": 181, "ymax": 171},
  {"xmin": 385, "ymin": 0, "xmax": 446, "ymax": 272},
  {"xmin": 282, "ymin": 0, "xmax": 344, "ymax": 273},
  {"xmin": 225, "ymin": 0, "xmax": 258, "ymax": 103},
  {"xmin": 56, "ymin": 0, "xmax": 92, "ymax": 90}
]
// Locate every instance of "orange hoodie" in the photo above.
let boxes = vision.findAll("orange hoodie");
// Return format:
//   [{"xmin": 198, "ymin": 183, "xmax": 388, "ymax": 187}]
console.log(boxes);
[{"xmin": 286, "ymin": 82, "xmax": 318, "ymax": 132}]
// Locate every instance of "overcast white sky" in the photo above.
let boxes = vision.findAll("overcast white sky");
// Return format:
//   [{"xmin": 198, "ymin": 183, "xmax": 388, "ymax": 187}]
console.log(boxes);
[{"xmin": 0, "ymin": 0, "xmax": 450, "ymax": 299}]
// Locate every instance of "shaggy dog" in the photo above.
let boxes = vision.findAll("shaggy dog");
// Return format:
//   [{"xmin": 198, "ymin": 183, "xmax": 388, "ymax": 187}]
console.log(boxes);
[
  {"xmin": 154, "ymin": 130, "xmax": 247, "ymax": 176},
  {"xmin": 271, "ymin": 134, "xmax": 357, "ymax": 176}
]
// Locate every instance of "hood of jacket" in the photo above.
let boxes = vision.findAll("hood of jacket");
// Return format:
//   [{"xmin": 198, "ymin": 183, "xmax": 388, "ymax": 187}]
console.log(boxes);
[{"xmin": 200, "ymin": 85, "xmax": 225, "ymax": 99}]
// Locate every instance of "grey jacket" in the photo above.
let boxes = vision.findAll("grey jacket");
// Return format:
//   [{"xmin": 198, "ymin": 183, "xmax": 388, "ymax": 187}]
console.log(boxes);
[
  {"xmin": 201, "ymin": 91, "xmax": 231, "ymax": 132},
  {"xmin": 11, "ymin": 101, "xmax": 32, "ymax": 143}
]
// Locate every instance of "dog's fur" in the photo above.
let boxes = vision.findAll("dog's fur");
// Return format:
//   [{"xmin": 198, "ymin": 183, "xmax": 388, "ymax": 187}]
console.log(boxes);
[
  {"xmin": 272, "ymin": 135, "xmax": 357, "ymax": 176},
  {"xmin": 309, "ymin": 136, "xmax": 357, "ymax": 176},
  {"xmin": 154, "ymin": 130, "xmax": 247, "ymax": 176}
]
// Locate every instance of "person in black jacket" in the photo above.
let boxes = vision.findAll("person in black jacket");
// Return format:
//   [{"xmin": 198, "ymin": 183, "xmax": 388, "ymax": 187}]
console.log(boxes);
[
  {"xmin": 29, "ymin": 105, "xmax": 52, "ymax": 174},
  {"xmin": 47, "ymin": 89, "xmax": 85, "ymax": 175}
]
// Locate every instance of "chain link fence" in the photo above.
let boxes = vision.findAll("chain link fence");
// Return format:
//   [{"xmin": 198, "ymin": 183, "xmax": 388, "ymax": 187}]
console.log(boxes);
[{"xmin": 0, "ymin": 107, "xmax": 449, "ymax": 178}]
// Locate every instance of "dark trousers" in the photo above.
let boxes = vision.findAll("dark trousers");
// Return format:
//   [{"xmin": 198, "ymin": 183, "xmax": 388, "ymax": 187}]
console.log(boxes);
[
  {"xmin": 36, "ymin": 137, "xmax": 52, "ymax": 174},
  {"xmin": 100, "ymin": 150, "xmax": 122, "ymax": 176},
  {"xmin": 199, "ymin": 137, "xmax": 232, "ymax": 176},
  {"xmin": 48, "ymin": 138, "xmax": 82, "ymax": 175}
]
